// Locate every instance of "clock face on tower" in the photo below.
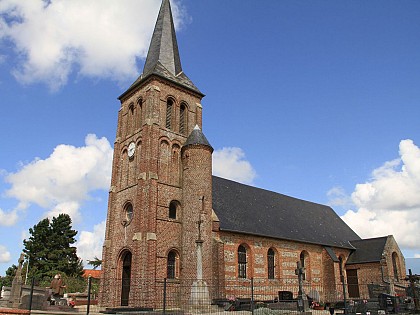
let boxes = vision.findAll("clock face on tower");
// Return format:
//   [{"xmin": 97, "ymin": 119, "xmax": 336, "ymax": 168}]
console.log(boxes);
[{"xmin": 128, "ymin": 142, "xmax": 136, "ymax": 158}]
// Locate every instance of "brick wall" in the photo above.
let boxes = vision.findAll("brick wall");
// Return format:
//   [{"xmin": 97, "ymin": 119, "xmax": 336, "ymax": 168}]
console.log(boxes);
[{"xmin": 214, "ymin": 231, "xmax": 353, "ymax": 302}]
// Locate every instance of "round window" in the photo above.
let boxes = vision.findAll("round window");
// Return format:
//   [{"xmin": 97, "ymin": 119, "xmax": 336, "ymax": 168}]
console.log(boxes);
[{"xmin": 124, "ymin": 203, "xmax": 133, "ymax": 224}]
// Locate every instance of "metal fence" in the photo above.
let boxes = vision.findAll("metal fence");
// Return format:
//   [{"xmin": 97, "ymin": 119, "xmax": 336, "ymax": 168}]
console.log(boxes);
[
  {"xmin": 99, "ymin": 277, "xmax": 419, "ymax": 314},
  {"xmin": 19, "ymin": 276, "xmax": 99, "ymax": 314}
]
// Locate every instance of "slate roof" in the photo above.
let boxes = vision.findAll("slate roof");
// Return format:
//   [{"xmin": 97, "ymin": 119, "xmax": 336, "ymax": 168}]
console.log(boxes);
[
  {"xmin": 212, "ymin": 176, "xmax": 360, "ymax": 249},
  {"xmin": 119, "ymin": 0, "xmax": 202, "ymax": 100},
  {"xmin": 143, "ymin": 0, "xmax": 182, "ymax": 77},
  {"xmin": 183, "ymin": 125, "xmax": 213, "ymax": 151},
  {"xmin": 346, "ymin": 236, "xmax": 388, "ymax": 265}
]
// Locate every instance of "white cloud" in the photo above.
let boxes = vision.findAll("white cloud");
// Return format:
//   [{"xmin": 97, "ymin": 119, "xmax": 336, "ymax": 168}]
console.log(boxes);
[
  {"xmin": 0, "ymin": 245, "xmax": 11, "ymax": 263},
  {"xmin": 0, "ymin": 208, "xmax": 19, "ymax": 226},
  {"xmin": 213, "ymin": 147, "xmax": 256, "ymax": 185},
  {"xmin": 327, "ymin": 186, "xmax": 352, "ymax": 208},
  {"xmin": 341, "ymin": 139, "xmax": 420, "ymax": 250},
  {"xmin": 5, "ymin": 134, "xmax": 113, "ymax": 222},
  {"xmin": 46, "ymin": 201, "xmax": 81, "ymax": 223},
  {"xmin": 415, "ymin": 254, "xmax": 420, "ymax": 258},
  {"xmin": 0, "ymin": 0, "xmax": 185, "ymax": 90},
  {"xmin": 76, "ymin": 220, "xmax": 106, "ymax": 266}
]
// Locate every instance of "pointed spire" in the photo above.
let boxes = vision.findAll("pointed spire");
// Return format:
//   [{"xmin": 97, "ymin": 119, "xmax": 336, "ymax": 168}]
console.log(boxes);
[
  {"xmin": 119, "ymin": 0, "xmax": 202, "ymax": 100},
  {"xmin": 143, "ymin": 0, "xmax": 182, "ymax": 76},
  {"xmin": 183, "ymin": 125, "xmax": 213, "ymax": 152}
]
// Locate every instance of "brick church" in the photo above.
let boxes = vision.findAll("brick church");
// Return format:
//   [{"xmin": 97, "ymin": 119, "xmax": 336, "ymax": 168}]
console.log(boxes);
[{"xmin": 99, "ymin": 0, "xmax": 406, "ymax": 309}]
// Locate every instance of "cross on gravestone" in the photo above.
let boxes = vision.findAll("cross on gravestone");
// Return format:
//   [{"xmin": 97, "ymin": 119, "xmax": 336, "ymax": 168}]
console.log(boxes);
[
  {"xmin": 295, "ymin": 261, "xmax": 309, "ymax": 312},
  {"xmin": 407, "ymin": 269, "xmax": 420, "ymax": 313}
]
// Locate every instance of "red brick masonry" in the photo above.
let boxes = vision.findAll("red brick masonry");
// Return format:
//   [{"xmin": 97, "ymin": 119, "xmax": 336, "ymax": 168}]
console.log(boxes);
[{"xmin": 0, "ymin": 309, "xmax": 30, "ymax": 315}]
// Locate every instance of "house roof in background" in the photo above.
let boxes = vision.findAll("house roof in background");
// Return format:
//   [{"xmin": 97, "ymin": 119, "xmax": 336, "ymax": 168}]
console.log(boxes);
[{"xmin": 82, "ymin": 269, "xmax": 101, "ymax": 279}]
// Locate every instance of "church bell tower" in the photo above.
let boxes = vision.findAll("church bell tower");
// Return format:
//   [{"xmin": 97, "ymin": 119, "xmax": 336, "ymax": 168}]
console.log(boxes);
[{"xmin": 99, "ymin": 0, "xmax": 214, "ymax": 308}]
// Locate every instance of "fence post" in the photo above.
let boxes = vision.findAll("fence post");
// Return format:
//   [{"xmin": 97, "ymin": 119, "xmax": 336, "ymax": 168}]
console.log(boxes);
[
  {"xmin": 86, "ymin": 276, "xmax": 92, "ymax": 315},
  {"xmin": 28, "ymin": 277, "xmax": 35, "ymax": 313},
  {"xmin": 163, "ymin": 278, "xmax": 167, "ymax": 315},
  {"xmin": 341, "ymin": 275, "xmax": 347, "ymax": 314},
  {"xmin": 251, "ymin": 277, "xmax": 254, "ymax": 315}
]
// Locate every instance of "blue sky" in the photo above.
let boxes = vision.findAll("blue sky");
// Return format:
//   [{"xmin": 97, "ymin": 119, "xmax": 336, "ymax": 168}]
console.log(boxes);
[{"xmin": 1, "ymin": 0, "xmax": 420, "ymax": 275}]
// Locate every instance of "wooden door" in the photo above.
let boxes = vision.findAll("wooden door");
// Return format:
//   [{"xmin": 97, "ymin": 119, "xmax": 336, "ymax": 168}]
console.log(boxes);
[
  {"xmin": 121, "ymin": 252, "xmax": 132, "ymax": 306},
  {"xmin": 347, "ymin": 269, "xmax": 360, "ymax": 298}
]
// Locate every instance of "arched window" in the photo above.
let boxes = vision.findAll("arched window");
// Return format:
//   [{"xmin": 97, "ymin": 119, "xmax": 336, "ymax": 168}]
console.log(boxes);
[
  {"xmin": 167, "ymin": 250, "xmax": 179, "ymax": 279},
  {"xmin": 159, "ymin": 140, "xmax": 170, "ymax": 183},
  {"xmin": 267, "ymin": 248, "xmax": 275, "ymax": 279},
  {"xmin": 300, "ymin": 251, "xmax": 309, "ymax": 280},
  {"xmin": 238, "ymin": 245, "xmax": 247, "ymax": 279},
  {"xmin": 166, "ymin": 99, "xmax": 173, "ymax": 129},
  {"xmin": 123, "ymin": 202, "xmax": 133, "ymax": 226},
  {"xmin": 120, "ymin": 149, "xmax": 129, "ymax": 187},
  {"xmin": 179, "ymin": 103, "xmax": 187, "ymax": 135},
  {"xmin": 392, "ymin": 252, "xmax": 399, "ymax": 281},
  {"xmin": 300, "ymin": 252, "xmax": 305, "ymax": 268},
  {"xmin": 169, "ymin": 201, "xmax": 178, "ymax": 219},
  {"xmin": 137, "ymin": 98, "xmax": 143, "ymax": 129},
  {"xmin": 128, "ymin": 103, "xmax": 135, "ymax": 136},
  {"xmin": 170, "ymin": 144, "xmax": 181, "ymax": 186}
]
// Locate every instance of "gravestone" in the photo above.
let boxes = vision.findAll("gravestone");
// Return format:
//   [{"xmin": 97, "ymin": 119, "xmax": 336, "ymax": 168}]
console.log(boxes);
[
  {"xmin": 8, "ymin": 254, "xmax": 24, "ymax": 308},
  {"xmin": 368, "ymin": 284, "xmax": 388, "ymax": 299},
  {"xmin": 0, "ymin": 286, "xmax": 11, "ymax": 307},
  {"xmin": 308, "ymin": 289, "xmax": 320, "ymax": 302},
  {"xmin": 278, "ymin": 291, "xmax": 293, "ymax": 301}
]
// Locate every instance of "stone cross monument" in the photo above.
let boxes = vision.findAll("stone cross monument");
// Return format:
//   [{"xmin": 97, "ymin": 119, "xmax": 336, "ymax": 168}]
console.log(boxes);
[
  {"xmin": 8, "ymin": 253, "xmax": 25, "ymax": 308},
  {"xmin": 190, "ymin": 197, "xmax": 210, "ymax": 306},
  {"xmin": 295, "ymin": 261, "xmax": 309, "ymax": 312}
]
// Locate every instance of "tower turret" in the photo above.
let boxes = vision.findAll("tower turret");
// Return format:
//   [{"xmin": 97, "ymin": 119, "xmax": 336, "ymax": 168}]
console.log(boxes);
[{"xmin": 181, "ymin": 125, "xmax": 214, "ymax": 282}]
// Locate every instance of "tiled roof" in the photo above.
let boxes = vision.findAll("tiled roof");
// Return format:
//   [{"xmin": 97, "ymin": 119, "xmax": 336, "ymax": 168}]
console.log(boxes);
[
  {"xmin": 346, "ymin": 236, "xmax": 388, "ymax": 264},
  {"xmin": 82, "ymin": 269, "xmax": 101, "ymax": 279},
  {"xmin": 212, "ymin": 176, "xmax": 360, "ymax": 249}
]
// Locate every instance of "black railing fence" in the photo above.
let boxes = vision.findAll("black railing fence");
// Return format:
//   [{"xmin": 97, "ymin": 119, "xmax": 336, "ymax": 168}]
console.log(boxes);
[
  {"xmin": 98, "ymin": 277, "xmax": 417, "ymax": 314},
  {"xmin": 19, "ymin": 275, "xmax": 100, "ymax": 314}
]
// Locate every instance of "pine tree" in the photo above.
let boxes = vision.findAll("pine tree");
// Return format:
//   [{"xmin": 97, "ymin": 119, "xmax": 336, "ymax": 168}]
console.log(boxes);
[
  {"xmin": 87, "ymin": 256, "xmax": 102, "ymax": 270},
  {"xmin": 50, "ymin": 214, "xmax": 83, "ymax": 276},
  {"xmin": 23, "ymin": 218, "xmax": 51, "ymax": 280},
  {"xmin": 23, "ymin": 214, "xmax": 83, "ymax": 281}
]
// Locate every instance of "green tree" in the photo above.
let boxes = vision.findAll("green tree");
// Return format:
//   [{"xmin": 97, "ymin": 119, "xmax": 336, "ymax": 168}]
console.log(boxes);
[
  {"xmin": 23, "ymin": 218, "xmax": 51, "ymax": 280},
  {"xmin": 0, "ymin": 265, "xmax": 17, "ymax": 288},
  {"xmin": 49, "ymin": 214, "xmax": 83, "ymax": 276},
  {"xmin": 87, "ymin": 256, "xmax": 102, "ymax": 270},
  {"xmin": 23, "ymin": 214, "xmax": 83, "ymax": 282}
]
